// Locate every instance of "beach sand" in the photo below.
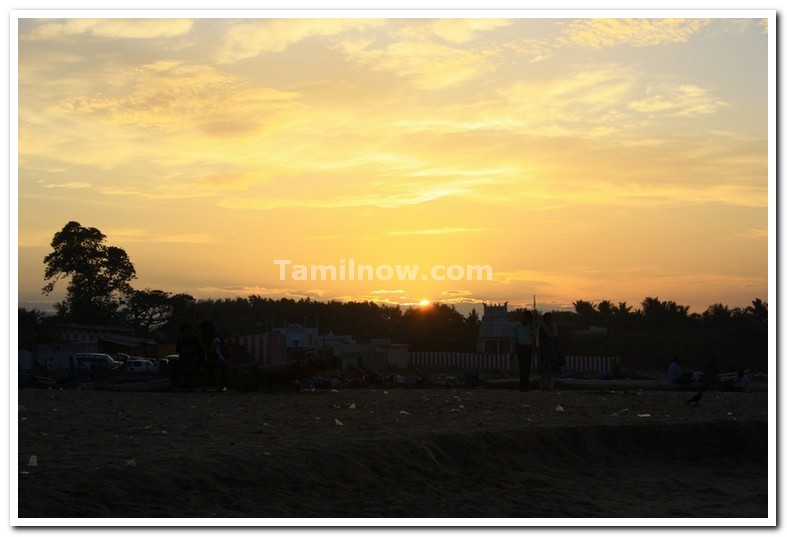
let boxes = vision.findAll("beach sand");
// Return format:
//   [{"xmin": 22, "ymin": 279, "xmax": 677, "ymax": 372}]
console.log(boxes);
[{"xmin": 16, "ymin": 385, "xmax": 769, "ymax": 521}]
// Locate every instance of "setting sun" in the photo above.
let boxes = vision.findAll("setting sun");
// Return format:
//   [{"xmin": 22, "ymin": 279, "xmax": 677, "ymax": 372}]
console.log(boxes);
[{"xmin": 419, "ymin": 299, "xmax": 431, "ymax": 307}]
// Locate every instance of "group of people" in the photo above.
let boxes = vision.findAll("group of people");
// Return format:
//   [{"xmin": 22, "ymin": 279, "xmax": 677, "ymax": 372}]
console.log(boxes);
[
  {"xmin": 511, "ymin": 311, "xmax": 561, "ymax": 391},
  {"xmin": 510, "ymin": 311, "xmax": 756, "ymax": 394},
  {"xmin": 171, "ymin": 320, "xmax": 229, "ymax": 392}
]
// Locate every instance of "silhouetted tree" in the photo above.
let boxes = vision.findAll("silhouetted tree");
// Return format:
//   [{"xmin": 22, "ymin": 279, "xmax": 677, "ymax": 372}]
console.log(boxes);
[
  {"xmin": 597, "ymin": 300, "xmax": 614, "ymax": 326},
  {"xmin": 641, "ymin": 297, "xmax": 691, "ymax": 329},
  {"xmin": 18, "ymin": 308, "xmax": 51, "ymax": 351},
  {"xmin": 122, "ymin": 289, "xmax": 179, "ymax": 336},
  {"xmin": 745, "ymin": 298, "xmax": 768, "ymax": 326},
  {"xmin": 42, "ymin": 221, "xmax": 136, "ymax": 324},
  {"xmin": 703, "ymin": 303, "xmax": 732, "ymax": 328},
  {"xmin": 573, "ymin": 300, "xmax": 597, "ymax": 328}
]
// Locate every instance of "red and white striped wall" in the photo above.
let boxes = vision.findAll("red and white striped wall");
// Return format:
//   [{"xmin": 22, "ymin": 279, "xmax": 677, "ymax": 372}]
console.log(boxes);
[
  {"xmin": 232, "ymin": 333, "xmax": 264, "ymax": 361},
  {"xmin": 408, "ymin": 352, "xmax": 615, "ymax": 373}
]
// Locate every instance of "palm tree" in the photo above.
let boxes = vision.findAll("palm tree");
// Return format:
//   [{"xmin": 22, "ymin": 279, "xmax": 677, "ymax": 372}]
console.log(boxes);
[
  {"xmin": 597, "ymin": 300, "xmax": 614, "ymax": 326},
  {"xmin": 703, "ymin": 303, "xmax": 732, "ymax": 327},
  {"xmin": 573, "ymin": 300, "xmax": 597, "ymax": 328},
  {"xmin": 745, "ymin": 298, "xmax": 768, "ymax": 325}
]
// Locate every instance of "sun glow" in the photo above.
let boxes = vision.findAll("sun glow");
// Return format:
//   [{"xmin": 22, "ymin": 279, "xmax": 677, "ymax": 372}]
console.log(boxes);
[{"xmin": 419, "ymin": 299, "xmax": 431, "ymax": 307}]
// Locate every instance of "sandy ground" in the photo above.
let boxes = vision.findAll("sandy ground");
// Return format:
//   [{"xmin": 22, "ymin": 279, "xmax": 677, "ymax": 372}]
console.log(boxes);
[{"xmin": 16, "ymin": 385, "xmax": 769, "ymax": 522}]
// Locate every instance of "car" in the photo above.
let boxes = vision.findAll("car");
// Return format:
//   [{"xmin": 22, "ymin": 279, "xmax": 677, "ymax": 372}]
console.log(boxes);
[
  {"xmin": 125, "ymin": 359, "xmax": 155, "ymax": 373},
  {"xmin": 155, "ymin": 354, "xmax": 179, "ymax": 372},
  {"xmin": 74, "ymin": 353, "xmax": 122, "ymax": 370}
]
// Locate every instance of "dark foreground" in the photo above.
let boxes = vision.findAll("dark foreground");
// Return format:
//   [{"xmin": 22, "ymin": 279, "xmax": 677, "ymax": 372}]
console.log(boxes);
[{"xmin": 16, "ymin": 387, "xmax": 769, "ymax": 520}]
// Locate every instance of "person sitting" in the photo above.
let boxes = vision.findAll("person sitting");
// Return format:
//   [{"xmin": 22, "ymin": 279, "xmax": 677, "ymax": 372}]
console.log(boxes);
[
  {"xmin": 669, "ymin": 356, "xmax": 693, "ymax": 384},
  {"xmin": 735, "ymin": 369, "xmax": 752, "ymax": 393}
]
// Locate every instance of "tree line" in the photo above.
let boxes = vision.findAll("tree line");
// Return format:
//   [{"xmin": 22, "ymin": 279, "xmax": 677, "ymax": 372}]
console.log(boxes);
[{"xmin": 20, "ymin": 221, "xmax": 769, "ymax": 371}]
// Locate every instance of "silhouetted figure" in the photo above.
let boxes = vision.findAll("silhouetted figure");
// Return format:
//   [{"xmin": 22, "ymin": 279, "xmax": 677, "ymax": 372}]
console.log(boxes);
[
  {"xmin": 511, "ymin": 310, "xmax": 535, "ymax": 391},
  {"xmin": 669, "ymin": 356, "xmax": 692, "ymax": 384},
  {"xmin": 537, "ymin": 312, "xmax": 560, "ymax": 391},
  {"xmin": 174, "ymin": 323, "xmax": 205, "ymax": 390},
  {"xmin": 200, "ymin": 320, "xmax": 228, "ymax": 392},
  {"xmin": 735, "ymin": 369, "xmax": 752, "ymax": 393},
  {"xmin": 685, "ymin": 390, "xmax": 703, "ymax": 407}
]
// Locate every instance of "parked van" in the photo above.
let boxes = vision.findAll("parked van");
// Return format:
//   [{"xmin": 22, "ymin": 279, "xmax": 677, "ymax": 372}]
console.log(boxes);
[{"xmin": 73, "ymin": 353, "xmax": 121, "ymax": 370}]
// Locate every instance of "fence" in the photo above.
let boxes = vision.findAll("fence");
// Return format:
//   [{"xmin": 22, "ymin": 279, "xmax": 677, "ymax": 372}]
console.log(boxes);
[{"xmin": 408, "ymin": 352, "xmax": 616, "ymax": 373}]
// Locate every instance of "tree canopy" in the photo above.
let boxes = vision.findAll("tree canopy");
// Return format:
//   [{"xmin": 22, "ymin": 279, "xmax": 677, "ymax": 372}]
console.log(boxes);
[{"xmin": 42, "ymin": 221, "xmax": 136, "ymax": 324}]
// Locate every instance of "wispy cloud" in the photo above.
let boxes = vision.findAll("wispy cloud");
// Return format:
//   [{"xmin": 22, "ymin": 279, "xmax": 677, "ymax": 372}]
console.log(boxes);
[
  {"xmin": 38, "ymin": 180, "xmax": 91, "ymax": 189},
  {"xmin": 194, "ymin": 285, "xmax": 314, "ymax": 299},
  {"xmin": 219, "ymin": 184, "xmax": 468, "ymax": 210},
  {"xmin": 53, "ymin": 62, "xmax": 302, "ymax": 136},
  {"xmin": 395, "ymin": 18, "xmax": 513, "ymax": 44},
  {"xmin": 388, "ymin": 227, "xmax": 491, "ymax": 236},
  {"xmin": 730, "ymin": 228, "xmax": 768, "ymax": 241},
  {"xmin": 371, "ymin": 289, "xmax": 406, "ymax": 295},
  {"xmin": 22, "ymin": 18, "xmax": 194, "ymax": 41},
  {"xmin": 499, "ymin": 65, "xmax": 637, "ymax": 129},
  {"xmin": 100, "ymin": 169, "xmax": 254, "ymax": 200},
  {"xmin": 559, "ymin": 18, "xmax": 710, "ymax": 49},
  {"xmin": 105, "ymin": 227, "xmax": 215, "ymax": 244},
  {"xmin": 628, "ymin": 84, "xmax": 728, "ymax": 116},
  {"xmin": 337, "ymin": 33, "xmax": 498, "ymax": 90},
  {"xmin": 213, "ymin": 18, "xmax": 384, "ymax": 63}
]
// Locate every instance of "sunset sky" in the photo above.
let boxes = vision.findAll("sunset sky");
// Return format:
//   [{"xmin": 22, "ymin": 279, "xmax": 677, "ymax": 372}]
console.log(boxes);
[{"xmin": 15, "ymin": 12, "xmax": 774, "ymax": 316}]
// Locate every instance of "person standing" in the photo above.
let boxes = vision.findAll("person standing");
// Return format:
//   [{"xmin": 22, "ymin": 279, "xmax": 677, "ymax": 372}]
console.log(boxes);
[
  {"xmin": 199, "ymin": 320, "xmax": 228, "ymax": 392},
  {"xmin": 537, "ymin": 312, "xmax": 560, "ymax": 391},
  {"xmin": 174, "ymin": 323, "xmax": 205, "ymax": 390},
  {"xmin": 511, "ymin": 310, "xmax": 535, "ymax": 391}
]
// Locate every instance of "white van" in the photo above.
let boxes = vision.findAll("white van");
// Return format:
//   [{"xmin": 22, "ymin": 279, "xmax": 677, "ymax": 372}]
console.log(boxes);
[{"xmin": 74, "ymin": 353, "xmax": 121, "ymax": 370}]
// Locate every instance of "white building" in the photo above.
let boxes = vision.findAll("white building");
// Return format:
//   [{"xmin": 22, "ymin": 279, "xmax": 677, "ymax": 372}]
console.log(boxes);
[{"xmin": 476, "ymin": 302, "xmax": 517, "ymax": 354}]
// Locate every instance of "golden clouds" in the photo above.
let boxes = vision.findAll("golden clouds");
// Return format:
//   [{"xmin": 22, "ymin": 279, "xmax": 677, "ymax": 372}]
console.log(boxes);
[
  {"xmin": 54, "ymin": 62, "xmax": 302, "ymax": 136},
  {"xmin": 560, "ymin": 18, "xmax": 710, "ymax": 48},
  {"xmin": 218, "ymin": 183, "xmax": 467, "ymax": 210},
  {"xmin": 629, "ymin": 84, "xmax": 728, "ymax": 116},
  {"xmin": 213, "ymin": 18, "xmax": 385, "ymax": 63},
  {"xmin": 499, "ymin": 66, "xmax": 636, "ymax": 130},
  {"xmin": 338, "ymin": 39, "xmax": 495, "ymax": 91},
  {"xmin": 21, "ymin": 18, "xmax": 194, "ymax": 41},
  {"xmin": 396, "ymin": 18, "xmax": 513, "ymax": 44},
  {"xmin": 38, "ymin": 180, "xmax": 91, "ymax": 189}
]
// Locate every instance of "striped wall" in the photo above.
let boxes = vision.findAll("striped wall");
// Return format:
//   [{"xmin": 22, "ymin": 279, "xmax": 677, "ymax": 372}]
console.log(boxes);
[
  {"xmin": 227, "ymin": 336, "xmax": 616, "ymax": 374},
  {"xmin": 408, "ymin": 352, "xmax": 616, "ymax": 373},
  {"xmin": 232, "ymin": 333, "xmax": 263, "ymax": 361}
]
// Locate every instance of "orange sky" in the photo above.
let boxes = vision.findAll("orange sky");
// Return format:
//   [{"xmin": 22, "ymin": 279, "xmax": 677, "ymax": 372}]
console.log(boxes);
[{"xmin": 16, "ymin": 13, "xmax": 774, "ymax": 315}]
